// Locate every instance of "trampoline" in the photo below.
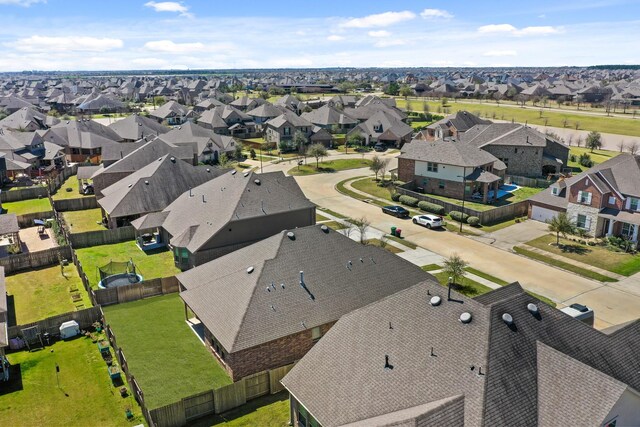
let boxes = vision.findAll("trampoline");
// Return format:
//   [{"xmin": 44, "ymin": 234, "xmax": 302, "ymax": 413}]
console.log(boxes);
[{"xmin": 97, "ymin": 260, "xmax": 144, "ymax": 289}]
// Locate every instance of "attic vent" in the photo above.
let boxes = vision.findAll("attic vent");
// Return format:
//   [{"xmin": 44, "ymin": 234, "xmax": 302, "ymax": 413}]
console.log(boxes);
[
  {"xmin": 286, "ymin": 231, "xmax": 295, "ymax": 240},
  {"xmin": 281, "ymin": 283, "xmax": 285, "ymax": 289},
  {"xmin": 266, "ymin": 287, "xmax": 270, "ymax": 292},
  {"xmin": 231, "ymin": 170, "xmax": 236, "ymax": 175},
  {"xmin": 254, "ymin": 179, "xmax": 261, "ymax": 185},
  {"xmin": 158, "ymin": 157, "xmax": 162, "ymax": 161},
  {"xmin": 502, "ymin": 313, "xmax": 514, "ymax": 325},
  {"xmin": 127, "ymin": 184, "xmax": 132, "ymax": 188},
  {"xmin": 527, "ymin": 303, "xmax": 539, "ymax": 315},
  {"xmin": 170, "ymin": 156, "xmax": 176, "ymax": 163},
  {"xmin": 320, "ymin": 225, "xmax": 329, "ymax": 232},
  {"xmin": 430, "ymin": 296, "xmax": 442, "ymax": 306},
  {"xmin": 144, "ymin": 180, "xmax": 149, "ymax": 185},
  {"xmin": 138, "ymin": 122, "xmax": 142, "ymax": 126},
  {"xmin": 459, "ymin": 312, "xmax": 472, "ymax": 324},
  {"xmin": 243, "ymin": 172, "xmax": 250, "ymax": 178},
  {"xmin": 246, "ymin": 266, "xmax": 254, "ymax": 274},
  {"xmin": 206, "ymin": 168, "xmax": 210, "ymax": 172}
]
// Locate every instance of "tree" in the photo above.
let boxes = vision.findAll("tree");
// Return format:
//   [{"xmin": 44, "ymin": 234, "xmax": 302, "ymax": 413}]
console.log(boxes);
[
  {"xmin": 586, "ymin": 131, "xmax": 602, "ymax": 152},
  {"xmin": 350, "ymin": 216, "xmax": 371, "ymax": 244},
  {"xmin": 617, "ymin": 140, "xmax": 626, "ymax": 153},
  {"xmin": 153, "ymin": 96, "xmax": 165, "ymax": 107},
  {"xmin": 250, "ymin": 148, "xmax": 257, "ymax": 159},
  {"xmin": 379, "ymin": 157, "xmax": 390, "ymax": 182},
  {"xmin": 443, "ymin": 253, "xmax": 467, "ymax": 285},
  {"xmin": 218, "ymin": 153, "xmax": 231, "ymax": 168},
  {"xmin": 306, "ymin": 143, "xmax": 328, "ymax": 169},
  {"xmin": 548, "ymin": 212, "xmax": 575, "ymax": 246},
  {"xmin": 234, "ymin": 143, "xmax": 244, "ymax": 160},
  {"xmin": 293, "ymin": 130, "xmax": 308, "ymax": 152},
  {"xmin": 383, "ymin": 82, "xmax": 400, "ymax": 96},
  {"xmin": 399, "ymin": 85, "xmax": 413, "ymax": 98},
  {"xmin": 346, "ymin": 133, "xmax": 364, "ymax": 151},
  {"xmin": 628, "ymin": 141, "xmax": 639, "ymax": 155}
]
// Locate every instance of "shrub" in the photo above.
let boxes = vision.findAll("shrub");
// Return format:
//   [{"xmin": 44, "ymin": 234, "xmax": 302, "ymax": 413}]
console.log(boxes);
[
  {"xmin": 392, "ymin": 180, "xmax": 405, "ymax": 186},
  {"xmin": 449, "ymin": 211, "xmax": 469, "ymax": 223},
  {"xmin": 399, "ymin": 195, "xmax": 419, "ymax": 207},
  {"xmin": 467, "ymin": 216, "xmax": 481, "ymax": 226},
  {"xmin": 391, "ymin": 193, "xmax": 401, "ymax": 202},
  {"xmin": 579, "ymin": 153, "xmax": 593, "ymax": 168},
  {"xmin": 418, "ymin": 201, "xmax": 445, "ymax": 215}
]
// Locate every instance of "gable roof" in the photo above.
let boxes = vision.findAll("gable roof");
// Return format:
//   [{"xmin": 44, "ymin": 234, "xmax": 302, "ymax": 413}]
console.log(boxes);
[
  {"xmin": 108, "ymin": 114, "xmax": 170, "ymax": 141},
  {"xmin": 160, "ymin": 121, "xmax": 236, "ymax": 154},
  {"xmin": 178, "ymin": 225, "xmax": 432, "ymax": 353},
  {"xmin": 462, "ymin": 123, "xmax": 553, "ymax": 149},
  {"xmin": 0, "ymin": 107, "xmax": 59, "ymax": 130},
  {"xmin": 400, "ymin": 139, "xmax": 499, "ymax": 168},
  {"xmin": 50, "ymin": 118, "xmax": 122, "ymax": 147},
  {"xmin": 266, "ymin": 109, "xmax": 313, "ymax": 129},
  {"xmin": 149, "ymin": 100, "xmax": 188, "ymax": 120},
  {"xmin": 301, "ymin": 104, "xmax": 357, "ymax": 127}
]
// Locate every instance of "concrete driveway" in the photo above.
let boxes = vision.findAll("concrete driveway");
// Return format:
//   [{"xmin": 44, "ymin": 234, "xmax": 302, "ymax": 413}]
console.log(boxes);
[
  {"xmin": 286, "ymin": 165, "xmax": 640, "ymax": 330},
  {"xmin": 472, "ymin": 220, "xmax": 549, "ymax": 251}
]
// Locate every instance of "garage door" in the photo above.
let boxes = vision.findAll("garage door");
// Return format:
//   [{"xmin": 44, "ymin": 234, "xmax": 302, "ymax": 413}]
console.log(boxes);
[{"xmin": 531, "ymin": 206, "xmax": 559, "ymax": 223}]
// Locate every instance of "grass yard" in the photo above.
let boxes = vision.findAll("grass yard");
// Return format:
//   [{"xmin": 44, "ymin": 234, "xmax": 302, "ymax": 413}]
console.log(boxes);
[
  {"xmin": 51, "ymin": 176, "xmax": 92, "ymax": 201},
  {"xmin": 1, "ymin": 337, "xmax": 144, "ymax": 426},
  {"xmin": 315, "ymin": 212, "xmax": 330, "ymax": 222},
  {"xmin": 513, "ymin": 246, "xmax": 616, "ymax": 282},
  {"xmin": 364, "ymin": 238, "xmax": 403, "ymax": 254},
  {"xmin": 191, "ymin": 392, "xmax": 289, "ymax": 427},
  {"xmin": 103, "ymin": 294, "xmax": 232, "ymax": 409},
  {"xmin": 324, "ymin": 220, "xmax": 347, "ymax": 231},
  {"xmin": 5, "ymin": 264, "xmax": 91, "ymax": 325},
  {"xmin": 76, "ymin": 240, "xmax": 180, "ymax": 288},
  {"xmin": 465, "ymin": 267, "xmax": 510, "ymax": 286},
  {"xmin": 351, "ymin": 178, "xmax": 394, "ymax": 201},
  {"xmin": 525, "ymin": 234, "xmax": 640, "ymax": 276},
  {"xmin": 287, "ymin": 159, "xmax": 372, "ymax": 176},
  {"xmin": 427, "ymin": 186, "xmax": 544, "ymax": 212},
  {"xmin": 62, "ymin": 208, "xmax": 105, "ymax": 233},
  {"xmin": 1, "ymin": 197, "xmax": 52, "ymax": 216},
  {"xmin": 433, "ymin": 271, "xmax": 494, "ymax": 297},
  {"xmin": 421, "ymin": 264, "xmax": 441, "ymax": 272},
  {"xmin": 568, "ymin": 147, "xmax": 620, "ymax": 172},
  {"xmin": 317, "ymin": 207, "xmax": 348, "ymax": 219}
]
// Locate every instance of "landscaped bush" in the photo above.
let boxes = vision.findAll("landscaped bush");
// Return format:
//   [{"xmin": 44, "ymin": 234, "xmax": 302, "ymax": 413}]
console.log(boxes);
[
  {"xmin": 392, "ymin": 180, "xmax": 405, "ymax": 186},
  {"xmin": 467, "ymin": 216, "xmax": 481, "ymax": 226},
  {"xmin": 418, "ymin": 201, "xmax": 445, "ymax": 215},
  {"xmin": 391, "ymin": 193, "xmax": 401, "ymax": 202},
  {"xmin": 579, "ymin": 153, "xmax": 593, "ymax": 168},
  {"xmin": 449, "ymin": 210, "xmax": 470, "ymax": 223},
  {"xmin": 399, "ymin": 195, "xmax": 419, "ymax": 207}
]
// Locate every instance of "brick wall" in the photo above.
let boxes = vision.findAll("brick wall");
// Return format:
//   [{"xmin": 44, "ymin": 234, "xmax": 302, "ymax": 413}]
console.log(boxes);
[
  {"xmin": 484, "ymin": 145, "xmax": 543, "ymax": 177},
  {"xmin": 398, "ymin": 158, "xmax": 415, "ymax": 183},
  {"xmin": 568, "ymin": 176, "xmax": 604, "ymax": 208},
  {"xmin": 216, "ymin": 321, "xmax": 335, "ymax": 382}
]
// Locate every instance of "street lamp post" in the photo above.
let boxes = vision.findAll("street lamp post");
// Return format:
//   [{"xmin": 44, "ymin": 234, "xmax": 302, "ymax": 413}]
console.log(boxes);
[{"xmin": 459, "ymin": 166, "xmax": 466, "ymax": 233}]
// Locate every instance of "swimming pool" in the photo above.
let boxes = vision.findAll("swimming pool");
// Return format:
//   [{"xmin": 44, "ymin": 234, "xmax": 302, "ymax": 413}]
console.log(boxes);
[{"xmin": 500, "ymin": 184, "xmax": 520, "ymax": 192}]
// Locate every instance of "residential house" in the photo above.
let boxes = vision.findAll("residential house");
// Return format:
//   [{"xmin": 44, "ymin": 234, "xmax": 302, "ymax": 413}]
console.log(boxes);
[
  {"xmin": 108, "ymin": 114, "xmax": 170, "ymax": 142},
  {"xmin": 97, "ymin": 154, "xmax": 223, "ymax": 228},
  {"xmin": 460, "ymin": 123, "xmax": 569, "ymax": 177},
  {"xmin": 0, "ymin": 128, "xmax": 65, "ymax": 178},
  {"xmin": 246, "ymin": 103, "xmax": 284, "ymax": 126},
  {"xmin": 301, "ymin": 104, "xmax": 358, "ymax": 132},
  {"xmin": 529, "ymin": 153, "xmax": 640, "ymax": 244},
  {"xmin": 0, "ymin": 268, "xmax": 7, "ymax": 371},
  {"xmin": 282, "ymin": 281, "xmax": 640, "ymax": 427},
  {"xmin": 76, "ymin": 93, "xmax": 126, "ymax": 114},
  {"xmin": 418, "ymin": 110, "xmax": 491, "ymax": 141},
  {"xmin": 177, "ymin": 224, "xmax": 432, "ymax": 381},
  {"xmin": 0, "ymin": 107, "xmax": 60, "ymax": 131},
  {"xmin": 45, "ymin": 119, "xmax": 122, "ymax": 162},
  {"xmin": 398, "ymin": 139, "xmax": 506, "ymax": 203},
  {"xmin": 347, "ymin": 110, "xmax": 413, "ymax": 147},
  {"xmin": 142, "ymin": 170, "xmax": 315, "ymax": 270},
  {"xmin": 265, "ymin": 110, "xmax": 313, "ymax": 145},
  {"xmin": 149, "ymin": 101, "xmax": 189, "ymax": 126},
  {"xmin": 229, "ymin": 96, "xmax": 265, "ymax": 112},
  {"xmin": 159, "ymin": 121, "xmax": 236, "ymax": 164}
]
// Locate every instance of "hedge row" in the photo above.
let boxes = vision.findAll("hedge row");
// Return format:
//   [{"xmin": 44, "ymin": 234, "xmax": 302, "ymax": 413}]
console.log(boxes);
[
  {"xmin": 399, "ymin": 195, "xmax": 419, "ymax": 207},
  {"xmin": 417, "ymin": 201, "xmax": 445, "ymax": 215}
]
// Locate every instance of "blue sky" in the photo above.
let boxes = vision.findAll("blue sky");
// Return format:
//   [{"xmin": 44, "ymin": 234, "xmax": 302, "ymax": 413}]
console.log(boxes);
[{"xmin": 0, "ymin": 0, "xmax": 638, "ymax": 71}]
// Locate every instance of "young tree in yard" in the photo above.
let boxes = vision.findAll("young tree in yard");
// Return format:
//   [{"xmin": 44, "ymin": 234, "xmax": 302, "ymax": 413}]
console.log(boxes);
[
  {"xmin": 293, "ymin": 130, "xmax": 308, "ymax": 152},
  {"xmin": 234, "ymin": 143, "xmax": 244, "ymax": 160},
  {"xmin": 443, "ymin": 253, "xmax": 467, "ymax": 286},
  {"xmin": 379, "ymin": 157, "xmax": 390, "ymax": 182},
  {"xmin": 350, "ymin": 216, "xmax": 371, "ymax": 244},
  {"xmin": 400, "ymin": 85, "xmax": 413, "ymax": 99},
  {"xmin": 307, "ymin": 143, "xmax": 328, "ymax": 169},
  {"xmin": 586, "ymin": 131, "xmax": 602, "ymax": 152},
  {"xmin": 218, "ymin": 153, "xmax": 231, "ymax": 168},
  {"xmin": 617, "ymin": 140, "xmax": 626, "ymax": 153},
  {"xmin": 628, "ymin": 140, "xmax": 639, "ymax": 155},
  {"xmin": 370, "ymin": 155, "xmax": 384, "ymax": 180},
  {"xmin": 548, "ymin": 212, "xmax": 575, "ymax": 246},
  {"xmin": 249, "ymin": 148, "xmax": 257, "ymax": 159}
]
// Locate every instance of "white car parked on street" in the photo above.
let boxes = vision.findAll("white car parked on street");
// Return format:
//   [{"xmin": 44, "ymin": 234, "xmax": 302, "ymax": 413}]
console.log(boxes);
[{"xmin": 412, "ymin": 214, "xmax": 443, "ymax": 229}]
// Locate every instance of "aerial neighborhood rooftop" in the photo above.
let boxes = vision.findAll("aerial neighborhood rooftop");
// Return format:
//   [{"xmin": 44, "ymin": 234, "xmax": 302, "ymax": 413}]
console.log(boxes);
[{"xmin": 0, "ymin": 1, "xmax": 640, "ymax": 426}]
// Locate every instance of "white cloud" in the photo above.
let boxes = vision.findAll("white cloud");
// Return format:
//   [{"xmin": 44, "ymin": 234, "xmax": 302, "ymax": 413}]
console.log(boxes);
[
  {"xmin": 143, "ymin": 40, "xmax": 204, "ymax": 53},
  {"xmin": 420, "ymin": 9, "xmax": 453, "ymax": 19},
  {"xmin": 342, "ymin": 11, "xmax": 416, "ymax": 28},
  {"xmin": 327, "ymin": 35, "xmax": 345, "ymax": 41},
  {"xmin": 483, "ymin": 50, "xmax": 517, "ymax": 57},
  {"xmin": 11, "ymin": 35, "xmax": 123, "ymax": 52},
  {"xmin": 374, "ymin": 39, "xmax": 406, "ymax": 48},
  {"xmin": 0, "ymin": 0, "xmax": 45, "ymax": 5},
  {"xmin": 478, "ymin": 23, "xmax": 562, "ymax": 36},
  {"xmin": 144, "ymin": 1, "xmax": 192, "ymax": 18},
  {"xmin": 368, "ymin": 30, "xmax": 391, "ymax": 38},
  {"xmin": 131, "ymin": 57, "xmax": 168, "ymax": 67}
]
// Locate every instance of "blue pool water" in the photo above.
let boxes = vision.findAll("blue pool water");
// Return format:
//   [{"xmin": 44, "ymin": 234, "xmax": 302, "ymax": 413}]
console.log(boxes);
[{"xmin": 500, "ymin": 184, "xmax": 519, "ymax": 192}]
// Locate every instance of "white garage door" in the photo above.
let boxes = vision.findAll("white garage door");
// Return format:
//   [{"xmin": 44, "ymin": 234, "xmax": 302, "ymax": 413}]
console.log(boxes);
[{"xmin": 531, "ymin": 206, "xmax": 559, "ymax": 223}]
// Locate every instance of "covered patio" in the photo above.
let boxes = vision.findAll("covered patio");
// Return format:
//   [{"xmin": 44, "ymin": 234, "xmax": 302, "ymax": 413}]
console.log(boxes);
[
  {"xmin": 599, "ymin": 208, "xmax": 640, "ymax": 243},
  {"xmin": 130, "ymin": 212, "xmax": 168, "ymax": 251},
  {"xmin": 467, "ymin": 168, "xmax": 502, "ymax": 204}
]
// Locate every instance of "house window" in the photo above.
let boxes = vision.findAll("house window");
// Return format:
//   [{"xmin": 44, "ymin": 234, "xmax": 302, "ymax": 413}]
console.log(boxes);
[
  {"xmin": 551, "ymin": 187, "xmax": 559, "ymax": 196},
  {"xmin": 578, "ymin": 191, "xmax": 592, "ymax": 205},
  {"xmin": 576, "ymin": 214, "xmax": 590, "ymax": 230},
  {"xmin": 630, "ymin": 198, "xmax": 639, "ymax": 211},
  {"xmin": 499, "ymin": 157, "xmax": 509, "ymax": 167},
  {"xmin": 609, "ymin": 196, "xmax": 616, "ymax": 205},
  {"xmin": 284, "ymin": 127, "xmax": 291, "ymax": 136},
  {"xmin": 622, "ymin": 223, "xmax": 635, "ymax": 237},
  {"xmin": 427, "ymin": 162, "xmax": 438, "ymax": 173},
  {"xmin": 438, "ymin": 180, "xmax": 445, "ymax": 189},
  {"xmin": 297, "ymin": 411, "xmax": 307, "ymax": 427},
  {"xmin": 311, "ymin": 327, "xmax": 322, "ymax": 341}
]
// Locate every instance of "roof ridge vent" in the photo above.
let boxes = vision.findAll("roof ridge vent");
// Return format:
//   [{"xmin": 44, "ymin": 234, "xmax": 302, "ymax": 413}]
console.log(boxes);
[
  {"xmin": 502, "ymin": 313, "xmax": 513, "ymax": 325},
  {"xmin": 460, "ymin": 312, "xmax": 472, "ymax": 324}
]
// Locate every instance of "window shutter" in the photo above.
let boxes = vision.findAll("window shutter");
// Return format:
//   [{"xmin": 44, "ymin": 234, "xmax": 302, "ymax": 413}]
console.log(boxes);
[
  {"xmin": 586, "ymin": 193, "xmax": 592, "ymax": 205},
  {"xmin": 585, "ymin": 216, "xmax": 592, "ymax": 229}
]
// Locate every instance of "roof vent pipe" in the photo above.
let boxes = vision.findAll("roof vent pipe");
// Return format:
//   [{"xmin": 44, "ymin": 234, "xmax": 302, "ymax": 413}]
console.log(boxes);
[
  {"xmin": 502, "ymin": 313, "xmax": 514, "ymax": 325},
  {"xmin": 460, "ymin": 312, "xmax": 472, "ymax": 324},
  {"xmin": 430, "ymin": 296, "xmax": 442, "ymax": 306},
  {"xmin": 202, "ymin": 195, "xmax": 206, "ymax": 203},
  {"xmin": 527, "ymin": 303, "xmax": 539, "ymax": 315}
]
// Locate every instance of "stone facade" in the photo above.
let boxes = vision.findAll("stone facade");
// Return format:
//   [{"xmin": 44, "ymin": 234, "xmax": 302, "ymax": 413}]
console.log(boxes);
[
  {"xmin": 483, "ymin": 145, "xmax": 543, "ymax": 177},
  {"xmin": 566, "ymin": 202, "xmax": 601, "ymax": 237},
  {"xmin": 205, "ymin": 321, "xmax": 335, "ymax": 381}
]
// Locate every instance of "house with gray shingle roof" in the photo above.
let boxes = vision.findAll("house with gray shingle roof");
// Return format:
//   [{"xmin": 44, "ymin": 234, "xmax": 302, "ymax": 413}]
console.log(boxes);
[
  {"xmin": 0, "ymin": 268, "xmax": 8, "ymax": 376},
  {"xmin": 0, "ymin": 107, "xmax": 59, "ymax": 131},
  {"xmin": 177, "ymin": 224, "xmax": 432, "ymax": 381},
  {"xmin": 149, "ymin": 100, "xmax": 189, "ymax": 126},
  {"xmin": 346, "ymin": 110, "xmax": 413, "ymax": 148},
  {"xmin": 159, "ymin": 121, "xmax": 236, "ymax": 163},
  {"xmin": 108, "ymin": 114, "xmax": 170, "ymax": 142},
  {"xmin": 282, "ymin": 281, "xmax": 640, "ymax": 427}
]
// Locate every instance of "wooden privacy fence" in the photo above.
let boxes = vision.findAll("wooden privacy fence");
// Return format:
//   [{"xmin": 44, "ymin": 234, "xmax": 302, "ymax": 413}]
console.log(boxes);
[
  {"xmin": 16, "ymin": 211, "xmax": 55, "ymax": 228},
  {"xmin": 396, "ymin": 185, "xmax": 529, "ymax": 224},
  {"xmin": 68, "ymin": 226, "xmax": 135, "ymax": 249},
  {"xmin": 53, "ymin": 196, "xmax": 98, "ymax": 212},
  {"xmin": 93, "ymin": 276, "xmax": 180, "ymax": 306},
  {"xmin": 149, "ymin": 363, "xmax": 295, "ymax": 427},
  {"xmin": 7, "ymin": 306, "xmax": 102, "ymax": 340},
  {"xmin": 0, "ymin": 246, "xmax": 72, "ymax": 274},
  {"xmin": 505, "ymin": 174, "xmax": 554, "ymax": 188},
  {"xmin": 0, "ymin": 186, "xmax": 48, "ymax": 203}
]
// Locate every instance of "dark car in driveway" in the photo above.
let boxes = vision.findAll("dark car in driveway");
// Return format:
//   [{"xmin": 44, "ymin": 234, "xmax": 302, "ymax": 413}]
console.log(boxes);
[
  {"xmin": 373, "ymin": 143, "xmax": 387, "ymax": 152},
  {"xmin": 382, "ymin": 205, "xmax": 410, "ymax": 218}
]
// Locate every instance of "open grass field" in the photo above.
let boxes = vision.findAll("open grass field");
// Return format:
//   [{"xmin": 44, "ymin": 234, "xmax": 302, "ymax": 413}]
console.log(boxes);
[
  {"xmin": 76, "ymin": 241, "xmax": 179, "ymax": 288},
  {"xmin": 5, "ymin": 264, "xmax": 91, "ymax": 325},
  {"xmin": 62, "ymin": 208, "xmax": 105, "ymax": 233},
  {"xmin": 191, "ymin": 392, "xmax": 289, "ymax": 427},
  {"xmin": 103, "ymin": 294, "xmax": 232, "ymax": 409},
  {"xmin": 2, "ymin": 197, "xmax": 52, "ymax": 216},
  {"xmin": 525, "ymin": 234, "xmax": 640, "ymax": 276},
  {"xmin": 1, "ymin": 336, "xmax": 144, "ymax": 426},
  {"xmin": 396, "ymin": 99, "xmax": 640, "ymax": 138},
  {"xmin": 287, "ymin": 159, "xmax": 372, "ymax": 176}
]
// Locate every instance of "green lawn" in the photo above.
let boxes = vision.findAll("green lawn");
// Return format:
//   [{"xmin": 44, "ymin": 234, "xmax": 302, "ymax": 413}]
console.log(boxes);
[
  {"xmin": 51, "ymin": 176, "xmax": 93, "ymax": 200},
  {"xmin": 2, "ymin": 337, "xmax": 144, "ymax": 426},
  {"xmin": 421, "ymin": 264, "xmax": 441, "ymax": 272},
  {"xmin": 191, "ymin": 392, "xmax": 289, "ymax": 427},
  {"xmin": 324, "ymin": 220, "xmax": 347, "ymax": 231},
  {"xmin": 465, "ymin": 267, "xmax": 510, "ymax": 286},
  {"xmin": 76, "ymin": 241, "xmax": 180, "ymax": 288},
  {"xmin": 513, "ymin": 246, "xmax": 617, "ymax": 282},
  {"xmin": 384, "ymin": 234, "xmax": 418, "ymax": 249},
  {"xmin": 317, "ymin": 207, "xmax": 348, "ymax": 219},
  {"xmin": 525, "ymin": 234, "xmax": 640, "ymax": 276},
  {"xmin": 287, "ymin": 159, "xmax": 372, "ymax": 176},
  {"xmin": 568, "ymin": 147, "xmax": 620, "ymax": 172},
  {"xmin": 433, "ymin": 271, "xmax": 494, "ymax": 297},
  {"xmin": 396, "ymin": 98, "xmax": 640, "ymax": 138},
  {"xmin": 5, "ymin": 264, "xmax": 91, "ymax": 325},
  {"xmin": 351, "ymin": 178, "xmax": 394, "ymax": 201},
  {"xmin": 364, "ymin": 238, "xmax": 403, "ymax": 253},
  {"xmin": 62, "ymin": 208, "xmax": 106, "ymax": 233},
  {"xmin": 315, "ymin": 212, "xmax": 330, "ymax": 222},
  {"xmin": 1, "ymin": 197, "xmax": 52, "ymax": 216},
  {"xmin": 103, "ymin": 294, "xmax": 232, "ymax": 410},
  {"xmin": 427, "ymin": 186, "xmax": 543, "ymax": 212}
]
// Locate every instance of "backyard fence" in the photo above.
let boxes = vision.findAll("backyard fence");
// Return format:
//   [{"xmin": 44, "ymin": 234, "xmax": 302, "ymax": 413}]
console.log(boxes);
[
  {"xmin": 148, "ymin": 363, "xmax": 295, "ymax": 427},
  {"xmin": 16, "ymin": 211, "xmax": 55, "ymax": 228},
  {"xmin": 68, "ymin": 226, "xmax": 135, "ymax": 249},
  {"xmin": 0, "ymin": 186, "xmax": 48, "ymax": 203},
  {"xmin": 505, "ymin": 174, "xmax": 554, "ymax": 188},
  {"xmin": 53, "ymin": 196, "xmax": 98, "ymax": 212},
  {"xmin": 0, "ymin": 245, "xmax": 72, "ymax": 274},
  {"xmin": 396, "ymin": 184, "xmax": 529, "ymax": 224},
  {"xmin": 7, "ymin": 305, "xmax": 102, "ymax": 340},
  {"xmin": 93, "ymin": 276, "xmax": 180, "ymax": 306}
]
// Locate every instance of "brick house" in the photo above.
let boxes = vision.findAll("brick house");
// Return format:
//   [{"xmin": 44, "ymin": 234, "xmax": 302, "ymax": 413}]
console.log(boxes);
[
  {"xmin": 177, "ymin": 225, "xmax": 431, "ymax": 381},
  {"xmin": 264, "ymin": 110, "xmax": 313, "ymax": 145},
  {"xmin": 529, "ymin": 153, "xmax": 640, "ymax": 243},
  {"xmin": 346, "ymin": 110, "xmax": 413, "ymax": 148},
  {"xmin": 398, "ymin": 139, "xmax": 506, "ymax": 204}
]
